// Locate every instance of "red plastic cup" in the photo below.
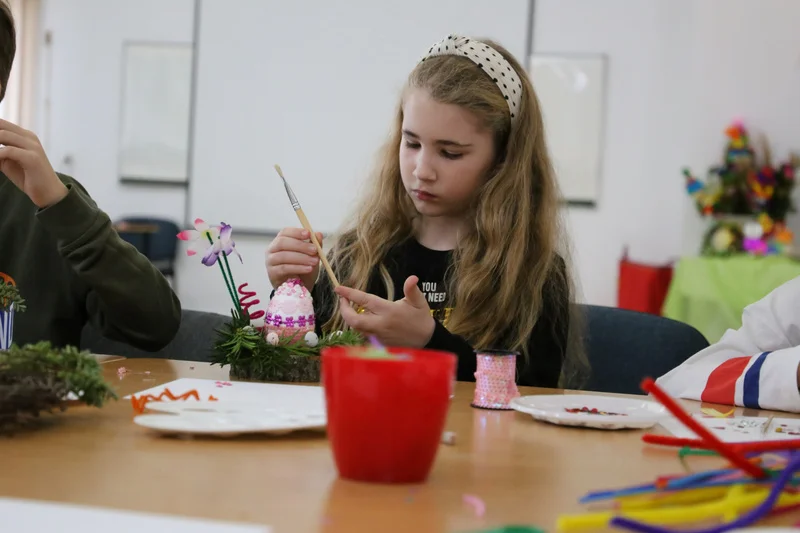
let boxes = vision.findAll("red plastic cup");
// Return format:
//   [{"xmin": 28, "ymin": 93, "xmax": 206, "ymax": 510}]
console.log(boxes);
[{"xmin": 321, "ymin": 345, "xmax": 456, "ymax": 484}]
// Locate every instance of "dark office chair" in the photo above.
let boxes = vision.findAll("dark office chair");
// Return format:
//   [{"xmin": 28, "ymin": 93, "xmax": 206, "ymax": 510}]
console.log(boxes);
[
  {"xmin": 115, "ymin": 217, "xmax": 180, "ymax": 282},
  {"xmin": 80, "ymin": 309, "xmax": 230, "ymax": 362},
  {"xmin": 572, "ymin": 304, "xmax": 710, "ymax": 395}
]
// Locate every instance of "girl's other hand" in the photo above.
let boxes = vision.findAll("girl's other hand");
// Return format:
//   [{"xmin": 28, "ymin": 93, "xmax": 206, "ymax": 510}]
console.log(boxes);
[
  {"xmin": 265, "ymin": 227, "xmax": 322, "ymax": 289},
  {"xmin": 335, "ymin": 276, "xmax": 435, "ymax": 348}
]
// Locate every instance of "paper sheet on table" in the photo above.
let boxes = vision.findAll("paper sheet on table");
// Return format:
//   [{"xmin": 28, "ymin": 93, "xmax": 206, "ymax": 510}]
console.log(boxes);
[
  {"xmin": 125, "ymin": 378, "xmax": 324, "ymax": 409},
  {"xmin": 0, "ymin": 497, "xmax": 270, "ymax": 532},
  {"xmin": 659, "ymin": 413, "xmax": 800, "ymax": 442}
]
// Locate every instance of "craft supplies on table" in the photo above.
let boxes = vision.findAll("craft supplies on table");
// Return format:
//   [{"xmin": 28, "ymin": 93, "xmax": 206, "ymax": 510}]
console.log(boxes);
[
  {"xmin": 127, "ymin": 378, "xmax": 326, "ymax": 437},
  {"xmin": 510, "ymin": 394, "xmax": 668, "ymax": 430},
  {"xmin": 471, "ymin": 349, "xmax": 521, "ymax": 410},
  {"xmin": 659, "ymin": 412, "xmax": 800, "ymax": 443},
  {"xmin": 556, "ymin": 378, "xmax": 800, "ymax": 531}
]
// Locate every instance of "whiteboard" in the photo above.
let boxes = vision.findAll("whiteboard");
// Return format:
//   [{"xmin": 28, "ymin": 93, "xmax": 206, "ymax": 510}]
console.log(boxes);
[
  {"xmin": 528, "ymin": 54, "xmax": 607, "ymax": 205},
  {"xmin": 188, "ymin": 0, "xmax": 529, "ymax": 234},
  {"xmin": 118, "ymin": 42, "xmax": 193, "ymax": 183}
]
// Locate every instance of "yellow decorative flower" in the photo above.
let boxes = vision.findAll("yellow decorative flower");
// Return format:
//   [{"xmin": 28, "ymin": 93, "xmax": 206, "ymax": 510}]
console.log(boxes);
[{"xmin": 759, "ymin": 213, "xmax": 774, "ymax": 234}]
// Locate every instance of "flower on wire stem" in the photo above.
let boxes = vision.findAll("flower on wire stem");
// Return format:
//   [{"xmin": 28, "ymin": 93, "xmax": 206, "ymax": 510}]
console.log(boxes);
[
  {"xmin": 201, "ymin": 222, "xmax": 243, "ymax": 267},
  {"xmin": 176, "ymin": 218, "xmax": 220, "ymax": 257},
  {"xmin": 176, "ymin": 218, "xmax": 245, "ymax": 320}
]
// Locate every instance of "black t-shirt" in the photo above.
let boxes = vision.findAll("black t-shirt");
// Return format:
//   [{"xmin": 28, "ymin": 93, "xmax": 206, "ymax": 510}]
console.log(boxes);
[
  {"xmin": 383, "ymin": 239, "xmax": 454, "ymax": 325},
  {"xmin": 312, "ymin": 237, "xmax": 567, "ymax": 388}
]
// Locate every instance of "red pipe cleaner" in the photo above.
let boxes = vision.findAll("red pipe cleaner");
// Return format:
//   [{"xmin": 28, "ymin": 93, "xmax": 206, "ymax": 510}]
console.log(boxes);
[
  {"xmin": 238, "ymin": 283, "xmax": 265, "ymax": 321},
  {"xmin": 640, "ymin": 378, "xmax": 768, "ymax": 479}
]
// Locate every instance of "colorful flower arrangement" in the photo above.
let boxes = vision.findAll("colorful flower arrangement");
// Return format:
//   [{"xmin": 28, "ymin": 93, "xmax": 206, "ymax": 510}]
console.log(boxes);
[
  {"xmin": 683, "ymin": 120, "xmax": 797, "ymax": 257},
  {"xmin": 177, "ymin": 219, "xmax": 363, "ymax": 382}
]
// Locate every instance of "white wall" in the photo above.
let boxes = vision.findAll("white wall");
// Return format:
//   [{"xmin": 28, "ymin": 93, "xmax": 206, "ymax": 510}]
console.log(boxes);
[
  {"xmin": 678, "ymin": 0, "xmax": 800, "ymax": 256},
  {"xmin": 33, "ymin": 0, "xmax": 800, "ymax": 315},
  {"xmin": 35, "ymin": 0, "xmax": 275, "ymax": 316},
  {"xmin": 36, "ymin": 0, "xmax": 192, "ymax": 219},
  {"xmin": 535, "ymin": 0, "xmax": 800, "ymax": 306},
  {"xmin": 534, "ymin": 0, "xmax": 695, "ymax": 306}
]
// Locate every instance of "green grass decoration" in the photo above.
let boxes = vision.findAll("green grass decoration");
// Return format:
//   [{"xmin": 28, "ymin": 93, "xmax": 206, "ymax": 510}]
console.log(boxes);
[
  {"xmin": 211, "ymin": 310, "xmax": 365, "ymax": 382},
  {"xmin": 0, "ymin": 342, "xmax": 117, "ymax": 434},
  {"xmin": 0, "ymin": 282, "xmax": 26, "ymax": 313}
]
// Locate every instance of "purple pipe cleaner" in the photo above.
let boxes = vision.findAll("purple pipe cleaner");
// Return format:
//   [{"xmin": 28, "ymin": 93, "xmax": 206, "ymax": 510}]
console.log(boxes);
[{"xmin": 610, "ymin": 451, "xmax": 800, "ymax": 533}]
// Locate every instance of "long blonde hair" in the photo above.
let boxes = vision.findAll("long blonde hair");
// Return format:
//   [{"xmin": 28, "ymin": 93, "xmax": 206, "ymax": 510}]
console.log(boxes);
[{"xmin": 321, "ymin": 38, "xmax": 588, "ymax": 387}]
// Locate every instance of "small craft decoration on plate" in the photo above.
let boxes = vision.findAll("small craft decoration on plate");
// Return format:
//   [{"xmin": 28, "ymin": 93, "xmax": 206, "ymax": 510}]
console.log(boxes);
[
  {"xmin": 510, "ymin": 394, "xmax": 668, "ymax": 430},
  {"xmin": 133, "ymin": 400, "xmax": 326, "ymax": 437}
]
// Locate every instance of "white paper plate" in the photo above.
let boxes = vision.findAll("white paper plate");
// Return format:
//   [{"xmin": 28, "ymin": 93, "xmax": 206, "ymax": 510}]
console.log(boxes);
[
  {"xmin": 510, "ymin": 394, "xmax": 668, "ymax": 430},
  {"xmin": 143, "ymin": 399, "xmax": 325, "ymax": 418},
  {"xmin": 134, "ymin": 401, "xmax": 326, "ymax": 437}
]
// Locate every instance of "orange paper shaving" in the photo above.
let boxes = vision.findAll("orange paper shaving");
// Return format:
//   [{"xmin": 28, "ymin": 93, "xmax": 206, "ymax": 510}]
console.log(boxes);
[{"xmin": 130, "ymin": 388, "xmax": 203, "ymax": 414}]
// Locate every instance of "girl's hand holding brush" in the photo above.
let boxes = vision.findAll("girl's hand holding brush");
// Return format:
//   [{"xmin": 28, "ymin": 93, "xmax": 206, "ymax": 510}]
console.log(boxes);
[{"xmin": 266, "ymin": 227, "xmax": 324, "ymax": 290}]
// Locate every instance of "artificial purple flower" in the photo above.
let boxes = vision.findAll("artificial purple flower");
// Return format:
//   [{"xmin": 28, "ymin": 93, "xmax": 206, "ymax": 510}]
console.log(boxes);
[{"xmin": 201, "ymin": 222, "xmax": 243, "ymax": 266}]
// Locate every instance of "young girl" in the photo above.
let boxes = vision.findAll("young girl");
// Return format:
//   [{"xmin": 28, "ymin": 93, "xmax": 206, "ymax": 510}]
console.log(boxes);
[{"xmin": 266, "ymin": 34, "xmax": 587, "ymax": 388}]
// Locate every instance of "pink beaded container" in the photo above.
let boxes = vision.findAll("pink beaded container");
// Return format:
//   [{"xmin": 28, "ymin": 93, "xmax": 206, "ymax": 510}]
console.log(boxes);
[{"xmin": 471, "ymin": 350, "xmax": 520, "ymax": 410}]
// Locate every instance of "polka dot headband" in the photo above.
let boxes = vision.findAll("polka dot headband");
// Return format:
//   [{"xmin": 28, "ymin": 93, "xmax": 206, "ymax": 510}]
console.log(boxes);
[{"xmin": 420, "ymin": 34, "xmax": 522, "ymax": 123}]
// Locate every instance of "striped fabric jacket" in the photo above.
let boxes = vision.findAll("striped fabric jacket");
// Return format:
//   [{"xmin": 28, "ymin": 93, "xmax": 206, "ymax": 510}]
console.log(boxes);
[{"xmin": 656, "ymin": 276, "xmax": 800, "ymax": 413}]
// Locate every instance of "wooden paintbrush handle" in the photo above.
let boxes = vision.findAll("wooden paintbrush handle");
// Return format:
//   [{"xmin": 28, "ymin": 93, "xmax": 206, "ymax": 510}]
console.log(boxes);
[{"xmin": 295, "ymin": 208, "xmax": 340, "ymax": 288}]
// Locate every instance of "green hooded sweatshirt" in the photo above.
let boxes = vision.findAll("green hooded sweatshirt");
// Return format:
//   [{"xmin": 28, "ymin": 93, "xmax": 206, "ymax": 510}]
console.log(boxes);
[{"xmin": 0, "ymin": 172, "xmax": 181, "ymax": 350}]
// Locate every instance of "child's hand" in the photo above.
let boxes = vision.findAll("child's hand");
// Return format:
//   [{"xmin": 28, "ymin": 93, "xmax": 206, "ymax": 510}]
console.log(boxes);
[
  {"xmin": 0, "ymin": 119, "xmax": 67, "ymax": 208},
  {"xmin": 335, "ymin": 275, "xmax": 436, "ymax": 348},
  {"xmin": 265, "ymin": 227, "xmax": 322, "ymax": 289}
]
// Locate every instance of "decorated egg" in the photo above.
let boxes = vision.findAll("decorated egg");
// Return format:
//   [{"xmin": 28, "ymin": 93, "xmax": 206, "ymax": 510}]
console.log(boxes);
[{"xmin": 264, "ymin": 277, "xmax": 316, "ymax": 342}]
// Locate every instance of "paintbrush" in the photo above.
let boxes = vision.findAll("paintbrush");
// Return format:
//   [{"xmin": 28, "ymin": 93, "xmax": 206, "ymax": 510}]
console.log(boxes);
[{"xmin": 274, "ymin": 164, "xmax": 340, "ymax": 288}]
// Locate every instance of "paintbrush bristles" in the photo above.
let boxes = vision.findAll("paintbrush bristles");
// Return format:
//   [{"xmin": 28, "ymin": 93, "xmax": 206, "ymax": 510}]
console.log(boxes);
[{"xmin": 273, "ymin": 164, "xmax": 340, "ymax": 288}]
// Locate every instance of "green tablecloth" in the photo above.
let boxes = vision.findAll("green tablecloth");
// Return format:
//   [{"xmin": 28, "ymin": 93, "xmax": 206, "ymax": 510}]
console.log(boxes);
[{"xmin": 662, "ymin": 255, "xmax": 800, "ymax": 343}]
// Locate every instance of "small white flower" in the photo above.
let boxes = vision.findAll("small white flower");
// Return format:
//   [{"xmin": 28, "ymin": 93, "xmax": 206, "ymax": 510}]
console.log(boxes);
[
  {"xmin": 304, "ymin": 331, "xmax": 319, "ymax": 347},
  {"xmin": 176, "ymin": 218, "xmax": 220, "ymax": 257},
  {"xmin": 267, "ymin": 332, "xmax": 280, "ymax": 345}
]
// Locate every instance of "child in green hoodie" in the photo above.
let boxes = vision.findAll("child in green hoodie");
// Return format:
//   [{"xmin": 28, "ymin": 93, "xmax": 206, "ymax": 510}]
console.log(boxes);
[{"xmin": 0, "ymin": 1, "xmax": 181, "ymax": 350}]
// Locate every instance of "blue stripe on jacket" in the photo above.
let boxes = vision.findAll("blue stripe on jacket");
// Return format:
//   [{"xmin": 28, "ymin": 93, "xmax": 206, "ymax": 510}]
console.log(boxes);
[{"xmin": 742, "ymin": 351, "xmax": 771, "ymax": 409}]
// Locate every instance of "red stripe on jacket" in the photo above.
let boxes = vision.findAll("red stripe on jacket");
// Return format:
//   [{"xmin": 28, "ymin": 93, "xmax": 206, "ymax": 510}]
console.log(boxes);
[{"xmin": 701, "ymin": 357, "xmax": 751, "ymax": 405}]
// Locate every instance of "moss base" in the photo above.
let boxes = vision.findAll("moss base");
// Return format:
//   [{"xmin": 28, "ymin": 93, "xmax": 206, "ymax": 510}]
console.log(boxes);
[{"xmin": 229, "ymin": 355, "xmax": 321, "ymax": 383}]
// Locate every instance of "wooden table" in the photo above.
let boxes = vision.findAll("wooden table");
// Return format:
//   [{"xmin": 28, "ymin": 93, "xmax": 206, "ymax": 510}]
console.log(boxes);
[{"xmin": 0, "ymin": 358, "xmax": 798, "ymax": 532}]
